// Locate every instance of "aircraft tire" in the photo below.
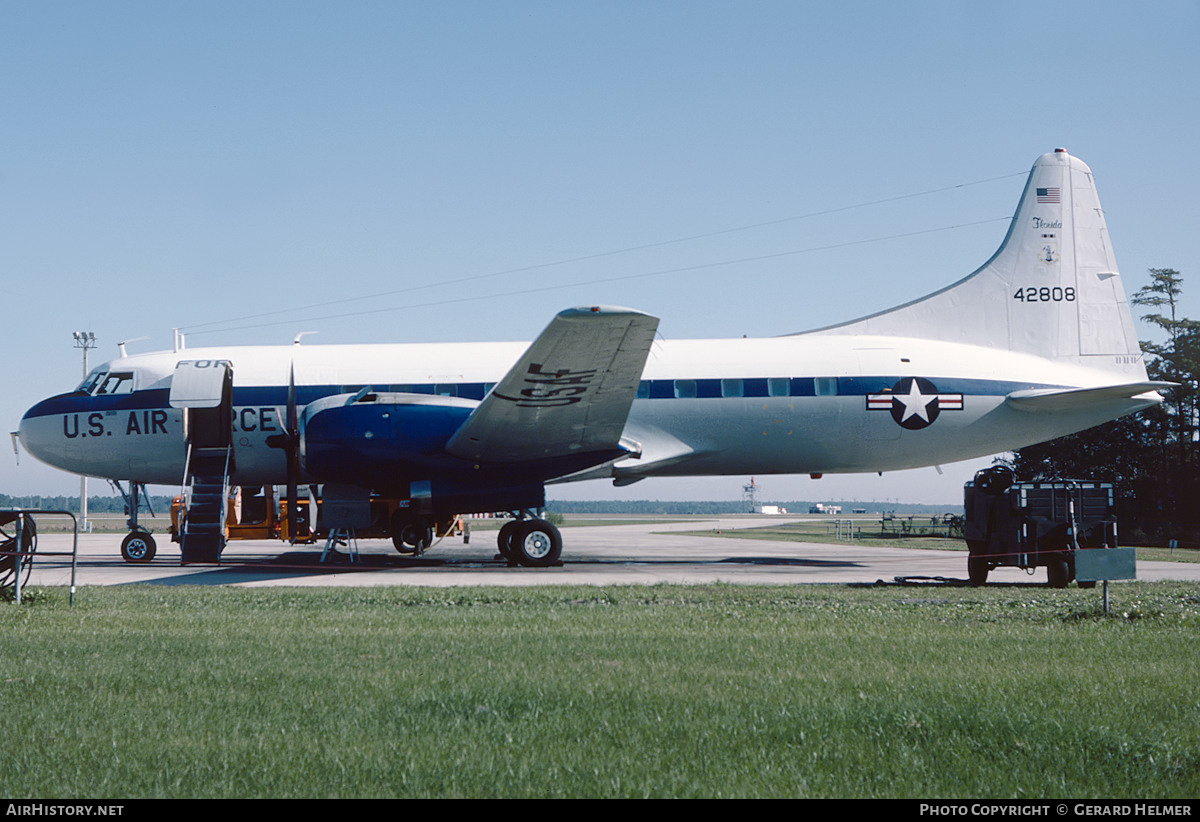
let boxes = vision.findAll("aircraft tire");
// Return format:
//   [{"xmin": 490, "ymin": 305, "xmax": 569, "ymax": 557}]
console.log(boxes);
[
  {"xmin": 121, "ymin": 530, "xmax": 157, "ymax": 564},
  {"xmin": 967, "ymin": 553, "xmax": 989, "ymax": 587},
  {"xmin": 390, "ymin": 511, "xmax": 412, "ymax": 553},
  {"xmin": 1046, "ymin": 557, "xmax": 1070, "ymax": 589},
  {"xmin": 497, "ymin": 520, "xmax": 520, "ymax": 562},
  {"xmin": 388, "ymin": 513, "xmax": 432, "ymax": 556},
  {"xmin": 511, "ymin": 519, "xmax": 562, "ymax": 568},
  {"xmin": 415, "ymin": 526, "xmax": 433, "ymax": 552},
  {"xmin": 393, "ymin": 520, "xmax": 432, "ymax": 554}
]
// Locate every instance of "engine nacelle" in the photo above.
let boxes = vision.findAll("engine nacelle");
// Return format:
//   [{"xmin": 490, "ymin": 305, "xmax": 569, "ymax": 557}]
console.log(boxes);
[
  {"xmin": 300, "ymin": 391, "xmax": 476, "ymax": 489},
  {"xmin": 299, "ymin": 389, "xmax": 622, "ymax": 512}
]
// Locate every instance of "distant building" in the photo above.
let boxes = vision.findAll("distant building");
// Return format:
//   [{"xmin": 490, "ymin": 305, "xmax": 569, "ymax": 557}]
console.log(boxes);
[{"xmin": 809, "ymin": 503, "xmax": 842, "ymax": 515}]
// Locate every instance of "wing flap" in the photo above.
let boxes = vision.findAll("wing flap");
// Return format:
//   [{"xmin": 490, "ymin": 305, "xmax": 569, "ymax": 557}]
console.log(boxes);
[{"xmin": 445, "ymin": 306, "xmax": 659, "ymax": 464}]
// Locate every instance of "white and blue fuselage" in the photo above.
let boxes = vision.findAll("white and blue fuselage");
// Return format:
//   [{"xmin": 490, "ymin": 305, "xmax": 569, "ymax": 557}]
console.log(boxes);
[{"xmin": 17, "ymin": 333, "xmax": 1157, "ymax": 490}]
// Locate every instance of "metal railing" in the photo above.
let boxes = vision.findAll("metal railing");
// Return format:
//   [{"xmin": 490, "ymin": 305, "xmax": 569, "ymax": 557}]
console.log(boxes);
[{"xmin": 1, "ymin": 510, "xmax": 79, "ymax": 606}]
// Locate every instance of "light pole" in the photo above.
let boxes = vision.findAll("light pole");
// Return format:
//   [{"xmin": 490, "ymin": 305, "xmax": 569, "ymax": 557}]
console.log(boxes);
[{"xmin": 72, "ymin": 331, "xmax": 97, "ymax": 532}]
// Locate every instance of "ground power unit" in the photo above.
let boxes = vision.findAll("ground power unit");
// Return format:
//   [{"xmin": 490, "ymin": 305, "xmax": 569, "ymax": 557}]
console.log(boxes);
[{"xmin": 963, "ymin": 466, "xmax": 1117, "ymax": 587}]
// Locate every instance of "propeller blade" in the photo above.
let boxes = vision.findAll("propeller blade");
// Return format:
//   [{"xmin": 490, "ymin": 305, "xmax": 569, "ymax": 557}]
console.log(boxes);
[
  {"xmin": 286, "ymin": 360, "xmax": 300, "ymax": 543},
  {"xmin": 264, "ymin": 359, "xmax": 303, "ymax": 543}
]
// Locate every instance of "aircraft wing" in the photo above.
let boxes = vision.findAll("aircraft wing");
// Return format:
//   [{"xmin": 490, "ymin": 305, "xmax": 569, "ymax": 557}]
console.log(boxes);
[
  {"xmin": 1005, "ymin": 382, "xmax": 1173, "ymax": 412},
  {"xmin": 445, "ymin": 306, "xmax": 659, "ymax": 464}
]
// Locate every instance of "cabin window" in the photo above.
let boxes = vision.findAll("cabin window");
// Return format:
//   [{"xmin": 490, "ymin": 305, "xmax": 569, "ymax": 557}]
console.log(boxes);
[
  {"xmin": 814, "ymin": 377, "xmax": 838, "ymax": 396},
  {"xmin": 721, "ymin": 379, "xmax": 744, "ymax": 398},
  {"xmin": 636, "ymin": 381, "xmax": 651, "ymax": 399},
  {"xmin": 768, "ymin": 378, "xmax": 790, "ymax": 397},
  {"xmin": 674, "ymin": 379, "xmax": 697, "ymax": 398}
]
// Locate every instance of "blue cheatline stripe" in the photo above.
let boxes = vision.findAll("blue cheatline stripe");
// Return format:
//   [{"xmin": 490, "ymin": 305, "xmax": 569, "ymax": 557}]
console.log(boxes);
[
  {"xmin": 26, "ymin": 376, "xmax": 1067, "ymax": 418},
  {"xmin": 634, "ymin": 376, "xmax": 1061, "ymax": 400}
]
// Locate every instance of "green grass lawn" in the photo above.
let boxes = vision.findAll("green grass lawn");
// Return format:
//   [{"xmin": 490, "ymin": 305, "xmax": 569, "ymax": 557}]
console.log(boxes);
[{"xmin": 2, "ymin": 583, "xmax": 1198, "ymax": 798}]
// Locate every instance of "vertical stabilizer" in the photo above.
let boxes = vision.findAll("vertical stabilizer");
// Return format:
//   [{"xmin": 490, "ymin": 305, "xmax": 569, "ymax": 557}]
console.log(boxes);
[{"xmin": 808, "ymin": 150, "xmax": 1145, "ymax": 378}]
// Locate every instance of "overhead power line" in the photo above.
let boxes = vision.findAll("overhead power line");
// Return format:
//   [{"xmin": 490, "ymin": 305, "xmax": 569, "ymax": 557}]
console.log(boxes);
[
  {"xmin": 178, "ymin": 170, "xmax": 1025, "ymax": 337},
  {"xmin": 184, "ymin": 216, "xmax": 1010, "ymax": 337}
]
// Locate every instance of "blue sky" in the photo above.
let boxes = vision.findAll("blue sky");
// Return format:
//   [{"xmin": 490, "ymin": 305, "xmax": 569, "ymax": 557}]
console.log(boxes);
[{"xmin": 3, "ymin": 1, "xmax": 1198, "ymax": 504}]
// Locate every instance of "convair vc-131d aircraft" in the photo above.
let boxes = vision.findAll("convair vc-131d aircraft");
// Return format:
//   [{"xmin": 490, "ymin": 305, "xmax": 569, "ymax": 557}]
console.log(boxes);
[{"xmin": 18, "ymin": 149, "xmax": 1166, "ymax": 566}]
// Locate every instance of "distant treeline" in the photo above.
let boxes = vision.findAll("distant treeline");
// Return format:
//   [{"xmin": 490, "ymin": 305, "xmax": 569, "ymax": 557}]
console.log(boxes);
[
  {"xmin": 1, "ymin": 494, "xmax": 958, "ymax": 517},
  {"xmin": 0, "ymin": 494, "xmax": 175, "ymax": 514}
]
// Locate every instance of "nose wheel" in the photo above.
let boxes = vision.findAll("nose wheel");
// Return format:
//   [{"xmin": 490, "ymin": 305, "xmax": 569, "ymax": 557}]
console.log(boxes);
[{"xmin": 120, "ymin": 529, "xmax": 157, "ymax": 563}]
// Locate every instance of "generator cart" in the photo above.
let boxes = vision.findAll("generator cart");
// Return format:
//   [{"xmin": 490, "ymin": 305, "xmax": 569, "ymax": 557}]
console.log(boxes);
[{"xmin": 963, "ymin": 466, "xmax": 1117, "ymax": 587}]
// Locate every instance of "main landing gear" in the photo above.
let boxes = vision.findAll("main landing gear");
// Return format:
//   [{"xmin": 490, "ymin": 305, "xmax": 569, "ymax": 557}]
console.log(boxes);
[
  {"xmin": 497, "ymin": 517, "xmax": 563, "ymax": 568},
  {"xmin": 390, "ymin": 508, "xmax": 562, "ymax": 568}
]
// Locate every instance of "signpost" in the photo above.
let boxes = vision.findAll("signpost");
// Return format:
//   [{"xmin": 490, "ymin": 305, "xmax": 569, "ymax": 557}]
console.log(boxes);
[{"xmin": 1074, "ymin": 547, "xmax": 1137, "ymax": 613}]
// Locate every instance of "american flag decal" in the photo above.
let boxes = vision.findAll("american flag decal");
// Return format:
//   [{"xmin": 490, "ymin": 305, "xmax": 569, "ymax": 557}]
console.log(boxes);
[{"xmin": 1036, "ymin": 187, "xmax": 1061, "ymax": 204}]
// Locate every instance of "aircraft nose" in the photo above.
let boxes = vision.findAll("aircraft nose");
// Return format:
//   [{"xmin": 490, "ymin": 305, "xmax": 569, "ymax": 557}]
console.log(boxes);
[
  {"xmin": 17, "ymin": 394, "xmax": 72, "ymax": 470},
  {"xmin": 18, "ymin": 399, "xmax": 49, "ymax": 463}
]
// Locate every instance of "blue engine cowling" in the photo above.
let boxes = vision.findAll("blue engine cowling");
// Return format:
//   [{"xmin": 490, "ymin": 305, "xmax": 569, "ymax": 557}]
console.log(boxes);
[
  {"xmin": 300, "ymin": 391, "xmax": 476, "ymax": 489},
  {"xmin": 300, "ymin": 390, "xmax": 628, "ymax": 513},
  {"xmin": 300, "ymin": 391, "xmax": 548, "ymax": 514}
]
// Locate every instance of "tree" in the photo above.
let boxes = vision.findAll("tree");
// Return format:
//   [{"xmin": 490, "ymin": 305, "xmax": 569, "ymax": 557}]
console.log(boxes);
[
  {"xmin": 1132, "ymin": 268, "xmax": 1199, "ymax": 493},
  {"xmin": 1008, "ymin": 268, "xmax": 1198, "ymax": 545}
]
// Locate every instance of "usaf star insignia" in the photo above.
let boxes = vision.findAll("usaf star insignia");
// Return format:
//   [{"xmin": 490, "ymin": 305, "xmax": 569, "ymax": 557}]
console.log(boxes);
[{"xmin": 866, "ymin": 377, "xmax": 964, "ymax": 430}]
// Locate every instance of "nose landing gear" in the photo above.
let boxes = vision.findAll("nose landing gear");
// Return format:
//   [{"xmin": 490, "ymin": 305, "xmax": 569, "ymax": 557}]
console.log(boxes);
[
  {"xmin": 120, "ymin": 529, "xmax": 157, "ymax": 563},
  {"xmin": 112, "ymin": 481, "xmax": 158, "ymax": 564}
]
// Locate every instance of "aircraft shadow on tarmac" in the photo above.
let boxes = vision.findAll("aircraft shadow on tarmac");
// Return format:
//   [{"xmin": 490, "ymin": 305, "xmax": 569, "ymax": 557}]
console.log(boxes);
[
  {"xmin": 716, "ymin": 557, "xmax": 861, "ymax": 568},
  {"xmin": 113, "ymin": 549, "xmax": 865, "ymax": 587},
  {"xmin": 116, "ymin": 549, "xmax": 492, "ymax": 586},
  {"xmin": 101, "ymin": 550, "xmax": 1068, "ymax": 590}
]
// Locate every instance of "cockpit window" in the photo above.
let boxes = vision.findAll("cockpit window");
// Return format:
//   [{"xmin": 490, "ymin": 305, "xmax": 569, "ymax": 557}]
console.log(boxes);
[
  {"xmin": 96, "ymin": 372, "xmax": 135, "ymax": 395},
  {"xmin": 77, "ymin": 370, "xmax": 104, "ymax": 394},
  {"xmin": 77, "ymin": 370, "xmax": 135, "ymax": 396}
]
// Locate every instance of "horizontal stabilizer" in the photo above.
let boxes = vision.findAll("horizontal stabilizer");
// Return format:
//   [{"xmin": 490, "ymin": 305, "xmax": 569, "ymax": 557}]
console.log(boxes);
[
  {"xmin": 1005, "ymin": 382, "xmax": 1172, "ymax": 413},
  {"xmin": 445, "ymin": 306, "xmax": 659, "ymax": 464}
]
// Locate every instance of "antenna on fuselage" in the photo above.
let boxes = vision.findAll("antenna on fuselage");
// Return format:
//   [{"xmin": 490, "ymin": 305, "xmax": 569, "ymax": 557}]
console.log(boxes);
[
  {"xmin": 117, "ymin": 337, "xmax": 148, "ymax": 357},
  {"xmin": 172, "ymin": 328, "xmax": 186, "ymax": 352},
  {"xmin": 293, "ymin": 332, "xmax": 318, "ymax": 345}
]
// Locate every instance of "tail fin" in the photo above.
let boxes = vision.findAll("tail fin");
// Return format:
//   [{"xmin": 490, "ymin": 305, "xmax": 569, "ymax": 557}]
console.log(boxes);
[{"xmin": 807, "ymin": 149, "xmax": 1146, "ymax": 379}]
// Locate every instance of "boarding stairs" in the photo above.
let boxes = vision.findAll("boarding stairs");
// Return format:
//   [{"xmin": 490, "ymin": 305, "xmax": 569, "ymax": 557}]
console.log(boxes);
[{"xmin": 179, "ymin": 443, "xmax": 233, "ymax": 563}]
